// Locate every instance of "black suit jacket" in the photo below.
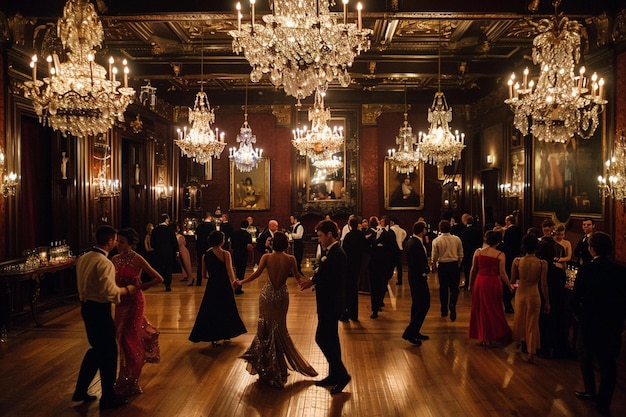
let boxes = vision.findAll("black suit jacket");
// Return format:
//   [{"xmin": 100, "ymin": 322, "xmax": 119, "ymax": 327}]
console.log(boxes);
[
  {"xmin": 342, "ymin": 229, "xmax": 367, "ymax": 275},
  {"xmin": 460, "ymin": 225, "xmax": 483, "ymax": 266},
  {"xmin": 405, "ymin": 236, "xmax": 429, "ymax": 278},
  {"xmin": 572, "ymin": 256, "xmax": 626, "ymax": 353},
  {"xmin": 195, "ymin": 221, "xmax": 216, "ymax": 255},
  {"xmin": 574, "ymin": 236, "xmax": 593, "ymax": 265},
  {"xmin": 151, "ymin": 223, "xmax": 178, "ymax": 263},
  {"xmin": 312, "ymin": 243, "xmax": 347, "ymax": 320},
  {"xmin": 257, "ymin": 229, "xmax": 273, "ymax": 254}
]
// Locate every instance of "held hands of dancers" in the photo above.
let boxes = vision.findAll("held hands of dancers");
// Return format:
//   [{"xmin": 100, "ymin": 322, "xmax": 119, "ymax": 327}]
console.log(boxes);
[
  {"xmin": 299, "ymin": 277, "xmax": 314, "ymax": 291},
  {"xmin": 232, "ymin": 280, "xmax": 243, "ymax": 290}
]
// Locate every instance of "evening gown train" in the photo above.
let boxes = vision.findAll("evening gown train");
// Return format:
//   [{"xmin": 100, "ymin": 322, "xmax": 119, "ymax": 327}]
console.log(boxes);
[
  {"xmin": 469, "ymin": 253, "xmax": 512, "ymax": 344},
  {"xmin": 241, "ymin": 279, "xmax": 318, "ymax": 388},
  {"xmin": 113, "ymin": 252, "xmax": 160, "ymax": 396},
  {"xmin": 189, "ymin": 250, "xmax": 247, "ymax": 343}
]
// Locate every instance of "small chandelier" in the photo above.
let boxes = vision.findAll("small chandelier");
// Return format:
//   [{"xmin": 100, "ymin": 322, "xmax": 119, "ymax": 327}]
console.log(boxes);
[
  {"xmin": 175, "ymin": 29, "xmax": 226, "ymax": 163},
  {"xmin": 387, "ymin": 87, "xmax": 421, "ymax": 174},
  {"xmin": 311, "ymin": 149, "xmax": 343, "ymax": 174},
  {"xmin": 21, "ymin": 0, "xmax": 135, "ymax": 139},
  {"xmin": 93, "ymin": 143, "xmax": 119, "ymax": 199},
  {"xmin": 419, "ymin": 24, "xmax": 465, "ymax": 168},
  {"xmin": 230, "ymin": 0, "xmax": 372, "ymax": 100},
  {"xmin": 0, "ymin": 147, "xmax": 18, "ymax": 197},
  {"xmin": 598, "ymin": 132, "xmax": 626, "ymax": 202},
  {"xmin": 505, "ymin": 0, "xmax": 607, "ymax": 143},
  {"xmin": 292, "ymin": 87, "xmax": 344, "ymax": 160},
  {"xmin": 229, "ymin": 85, "xmax": 263, "ymax": 172}
]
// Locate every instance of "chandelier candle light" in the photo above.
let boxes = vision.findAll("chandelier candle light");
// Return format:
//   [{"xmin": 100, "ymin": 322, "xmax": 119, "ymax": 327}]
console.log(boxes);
[
  {"xmin": 230, "ymin": 0, "xmax": 372, "ymax": 100},
  {"xmin": 22, "ymin": 0, "xmax": 135, "ymax": 139},
  {"xmin": 175, "ymin": 28, "xmax": 226, "ymax": 163},
  {"xmin": 505, "ymin": 0, "xmax": 607, "ymax": 143},
  {"xmin": 419, "ymin": 23, "xmax": 466, "ymax": 168},
  {"xmin": 598, "ymin": 132, "xmax": 626, "ymax": 203},
  {"xmin": 388, "ymin": 86, "xmax": 421, "ymax": 174},
  {"xmin": 0, "ymin": 147, "xmax": 18, "ymax": 198}
]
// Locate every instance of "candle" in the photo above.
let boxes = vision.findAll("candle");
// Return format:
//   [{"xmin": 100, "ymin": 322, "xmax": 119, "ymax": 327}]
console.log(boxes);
[
  {"xmin": 343, "ymin": 0, "xmax": 348, "ymax": 24},
  {"xmin": 507, "ymin": 79, "xmax": 513, "ymax": 99},
  {"xmin": 87, "ymin": 53, "xmax": 94, "ymax": 82},
  {"xmin": 124, "ymin": 67, "xmax": 129, "ymax": 88},
  {"xmin": 236, "ymin": 3, "xmax": 241, "ymax": 31},
  {"xmin": 31, "ymin": 55, "xmax": 37, "ymax": 81},
  {"xmin": 578, "ymin": 66, "xmax": 585, "ymax": 89},
  {"xmin": 250, "ymin": 0, "xmax": 255, "ymax": 29},
  {"xmin": 46, "ymin": 55, "xmax": 52, "ymax": 76},
  {"xmin": 220, "ymin": 132, "xmax": 225, "ymax": 142},
  {"xmin": 357, "ymin": 2, "xmax": 362, "ymax": 30},
  {"xmin": 523, "ymin": 67, "xmax": 528, "ymax": 89},
  {"xmin": 598, "ymin": 78, "xmax": 604, "ymax": 99},
  {"xmin": 109, "ymin": 56, "xmax": 114, "ymax": 79},
  {"xmin": 514, "ymin": 82, "xmax": 520, "ymax": 99}
]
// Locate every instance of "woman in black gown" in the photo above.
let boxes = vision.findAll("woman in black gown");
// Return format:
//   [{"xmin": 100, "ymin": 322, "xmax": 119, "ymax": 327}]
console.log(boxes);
[{"xmin": 189, "ymin": 231, "xmax": 247, "ymax": 346}]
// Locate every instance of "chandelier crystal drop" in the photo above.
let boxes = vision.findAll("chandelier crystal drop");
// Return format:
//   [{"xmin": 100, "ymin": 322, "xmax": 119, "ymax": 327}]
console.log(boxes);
[
  {"xmin": 292, "ymin": 88, "xmax": 344, "ymax": 159},
  {"xmin": 387, "ymin": 110, "xmax": 421, "ymax": 174},
  {"xmin": 230, "ymin": 0, "xmax": 372, "ymax": 100},
  {"xmin": 598, "ymin": 132, "xmax": 626, "ymax": 202},
  {"xmin": 418, "ymin": 93, "xmax": 466, "ymax": 167},
  {"xmin": 311, "ymin": 149, "xmax": 343, "ymax": 174},
  {"xmin": 505, "ymin": 1, "xmax": 607, "ymax": 143},
  {"xmin": 21, "ymin": 0, "xmax": 135, "ymax": 138}
]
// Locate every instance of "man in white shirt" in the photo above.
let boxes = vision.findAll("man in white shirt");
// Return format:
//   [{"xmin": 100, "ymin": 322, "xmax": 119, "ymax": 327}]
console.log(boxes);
[
  {"xmin": 290, "ymin": 215, "xmax": 305, "ymax": 274},
  {"xmin": 390, "ymin": 217, "xmax": 407, "ymax": 285},
  {"xmin": 431, "ymin": 219, "xmax": 463, "ymax": 322}
]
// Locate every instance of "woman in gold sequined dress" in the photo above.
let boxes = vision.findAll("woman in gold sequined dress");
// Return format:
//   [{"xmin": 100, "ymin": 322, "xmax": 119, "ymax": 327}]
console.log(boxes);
[{"xmin": 233, "ymin": 231, "xmax": 318, "ymax": 388}]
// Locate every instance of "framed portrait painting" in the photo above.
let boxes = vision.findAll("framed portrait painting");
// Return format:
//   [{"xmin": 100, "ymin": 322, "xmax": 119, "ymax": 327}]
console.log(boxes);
[
  {"xmin": 230, "ymin": 157, "xmax": 270, "ymax": 210},
  {"xmin": 384, "ymin": 158, "xmax": 424, "ymax": 210}
]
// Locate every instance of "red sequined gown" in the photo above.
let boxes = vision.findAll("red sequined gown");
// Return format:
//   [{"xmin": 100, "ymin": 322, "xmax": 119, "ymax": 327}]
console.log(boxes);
[{"xmin": 113, "ymin": 252, "xmax": 160, "ymax": 396}]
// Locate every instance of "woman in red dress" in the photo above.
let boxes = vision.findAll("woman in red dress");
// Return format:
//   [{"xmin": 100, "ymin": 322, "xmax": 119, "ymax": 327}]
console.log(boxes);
[
  {"xmin": 468, "ymin": 230, "xmax": 514, "ymax": 346},
  {"xmin": 112, "ymin": 228, "xmax": 164, "ymax": 396}
]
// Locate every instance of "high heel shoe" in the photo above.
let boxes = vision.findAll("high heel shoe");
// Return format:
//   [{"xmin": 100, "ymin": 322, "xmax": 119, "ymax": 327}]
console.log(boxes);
[
  {"xmin": 527, "ymin": 354, "xmax": 535, "ymax": 363},
  {"xmin": 180, "ymin": 276, "xmax": 188, "ymax": 282},
  {"xmin": 211, "ymin": 341, "xmax": 219, "ymax": 348},
  {"xmin": 187, "ymin": 279, "xmax": 196, "ymax": 286}
]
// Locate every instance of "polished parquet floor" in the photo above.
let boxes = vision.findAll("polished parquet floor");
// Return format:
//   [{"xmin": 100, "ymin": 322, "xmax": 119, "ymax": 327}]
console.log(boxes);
[{"xmin": 1, "ymin": 266, "xmax": 625, "ymax": 417}]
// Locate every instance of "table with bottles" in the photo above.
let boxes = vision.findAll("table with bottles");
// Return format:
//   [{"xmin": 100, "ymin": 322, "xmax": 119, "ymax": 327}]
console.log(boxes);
[{"xmin": 0, "ymin": 242, "xmax": 76, "ymax": 332}]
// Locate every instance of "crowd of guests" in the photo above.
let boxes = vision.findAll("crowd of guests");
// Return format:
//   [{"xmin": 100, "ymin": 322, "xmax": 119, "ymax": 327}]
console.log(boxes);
[{"xmin": 71, "ymin": 211, "xmax": 625, "ymax": 416}]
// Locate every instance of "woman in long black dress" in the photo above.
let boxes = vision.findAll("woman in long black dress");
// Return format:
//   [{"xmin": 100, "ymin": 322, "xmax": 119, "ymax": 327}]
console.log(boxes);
[{"xmin": 189, "ymin": 231, "xmax": 247, "ymax": 346}]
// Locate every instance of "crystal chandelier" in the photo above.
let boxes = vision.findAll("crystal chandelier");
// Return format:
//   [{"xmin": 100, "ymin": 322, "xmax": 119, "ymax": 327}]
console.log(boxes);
[
  {"xmin": 311, "ymin": 149, "xmax": 343, "ymax": 174},
  {"xmin": 0, "ymin": 147, "xmax": 18, "ymax": 197},
  {"xmin": 230, "ymin": 0, "xmax": 372, "ymax": 100},
  {"xmin": 598, "ymin": 132, "xmax": 626, "ymax": 202},
  {"xmin": 387, "ymin": 88, "xmax": 421, "ymax": 174},
  {"xmin": 505, "ymin": 0, "xmax": 607, "ymax": 143},
  {"xmin": 292, "ymin": 88, "xmax": 344, "ymax": 161},
  {"xmin": 419, "ymin": 25, "xmax": 466, "ymax": 168},
  {"xmin": 93, "ymin": 143, "xmax": 119, "ymax": 199},
  {"xmin": 175, "ymin": 30, "xmax": 226, "ymax": 163},
  {"xmin": 21, "ymin": 0, "xmax": 135, "ymax": 139},
  {"xmin": 229, "ymin": 89, "xmax": 264, "ymax": 173}
]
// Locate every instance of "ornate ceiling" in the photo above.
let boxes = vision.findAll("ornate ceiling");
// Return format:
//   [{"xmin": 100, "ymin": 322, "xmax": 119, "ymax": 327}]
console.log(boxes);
[{"xmin": 2, "ymin": 1, "xmax": 624, "ymax": 106}]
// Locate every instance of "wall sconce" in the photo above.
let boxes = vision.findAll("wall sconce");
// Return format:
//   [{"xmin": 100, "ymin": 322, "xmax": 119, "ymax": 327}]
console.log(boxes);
[
  {"xmin": 0, "ymin": 146, "xmax": 18, "ymax": 197},
  {"xmin": 500, "ymin": 182, "xmax": 521, "ymax": 198},
  {"xmin": 155, "ymin": 183, "xmax": 173, "ymax": 200},
  {"xmin": 139, "ymin": 81, "xmax": 157, "ymax": 110},
  {"xmin": 486, "ymin": 154, "xmax": 494, "ymax": 164}
]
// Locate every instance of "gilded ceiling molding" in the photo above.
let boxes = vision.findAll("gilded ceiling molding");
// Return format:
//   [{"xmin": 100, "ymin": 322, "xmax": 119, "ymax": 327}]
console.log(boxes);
[{"xmin": 362, "ymin": 104, "xmax": 405, "ymax": 125}]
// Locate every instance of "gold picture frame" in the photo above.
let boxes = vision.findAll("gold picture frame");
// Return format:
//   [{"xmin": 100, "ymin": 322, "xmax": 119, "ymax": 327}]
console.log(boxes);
[
  {"xmin": 230, "ymin": 157, "xmax": 270, "ymax": 210},
  {"xmin": 384, "ymin": 158, "xmax": 425, "ymax": 210}
]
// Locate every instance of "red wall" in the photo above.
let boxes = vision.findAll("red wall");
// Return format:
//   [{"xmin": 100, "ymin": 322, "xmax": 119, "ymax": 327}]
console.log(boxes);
[{"xmin": 614, "ymin": 51, "xmax": 626, "ymax": 263}]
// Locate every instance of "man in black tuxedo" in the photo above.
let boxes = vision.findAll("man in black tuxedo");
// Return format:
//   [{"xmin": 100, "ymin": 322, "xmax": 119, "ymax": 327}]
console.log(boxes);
[
  {"xmin": 219, "ymin": 213, "xmax": 234, "ymax": 251},
  {"xmin": 301, "ymin": 220, "xmax": 351, "ymax": 395},
  {"xmin": 290, "ymin": 214, "xmax": 305, "ymax": 274},
  {"xmin": 459, "ymin": 215, "xmax": 483, "ymax": 290},
  {"xmin": 194, "ymin": 212, "xmax": 215, "ymax": 286},
  {"xmin": 230, "ymin": 219, "xmax": 252, "ymax": 295},
  {"xmin": 502, "ymin": 214, "xmax": 523, "ymax": 312},
  {"xmin": 340, "ymin": 216, "xmax": 366, "ymax": 322},
  {"xmin": 368, "ymin": 215, "xmax": 398, "ymax": 318},
  {"xmin": 573, "ymin": 217, "xmax": 595, "ymax": 266},
  {"xmin": 257, "ymin": 219, "xmax": 278, "ymax": 255},
  {"xmin": 150, "ymin": 213, "xmax": 178, "ymax": 291},
  {"xmin": 402, "ymin": 221, "xmax": 431, "ymax": 346},
  {"xmin": 572, "ymin": 232, "xmax": 626, "ymax": 416}
]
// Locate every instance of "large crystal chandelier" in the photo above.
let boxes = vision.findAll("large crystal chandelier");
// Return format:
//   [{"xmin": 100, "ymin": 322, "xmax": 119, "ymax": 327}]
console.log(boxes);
[
  {"xmin": 292, "ymin": 88, "xmax": 344, "ymax": 160},
  {"xmin": 175, "ymin": 30, "xmax": 226, "ymax": 163},
  {"xmin": 598, "ymin": 132, "xmax": 626, "ymax": 202},
  {"xmin": 230, "ymin": 0, "xmax": 372, "ymax": 100},
  {"xmin": 21, "ymin": 0, "xmax": 135, "ymax": 139},
  {"xmin": 505, "ymin": 0, "xmax": 607, "ymax": 143},
  {"xmin": 419, "ymin": 26, "xmax": 465, "ymax": 168},
  {"xmin": 229, "ymin": 86, "xmax": 263, "ymax": 172},
  {"xmin": 387, "ymin": 88, "xmax": 421, "ymax": 174}
]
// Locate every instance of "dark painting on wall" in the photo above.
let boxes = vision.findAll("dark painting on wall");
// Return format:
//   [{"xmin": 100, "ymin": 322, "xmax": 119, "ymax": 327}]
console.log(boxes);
[
  {"xmin": 533, "ymin": 127, "xmax": 604, "ymax": 221},
  {"xmin": 384, "ymin": 158, "xmax": 424, "ymax": 210}
]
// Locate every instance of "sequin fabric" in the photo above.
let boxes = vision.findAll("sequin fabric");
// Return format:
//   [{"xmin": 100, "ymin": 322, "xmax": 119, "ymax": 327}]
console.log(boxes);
[
  {"xmin": 241, "ymin": 279, "xmax": 318, "ymax": 388},
  {"xmin": 113, "ymin": 251, "xmax": 160, "ymax": 396}
]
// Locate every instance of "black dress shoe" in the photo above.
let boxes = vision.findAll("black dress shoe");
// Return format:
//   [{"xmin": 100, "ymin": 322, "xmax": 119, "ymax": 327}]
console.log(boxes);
[
  {"xmin": 330, "ymin": 375, "xmax": 351, "ymax": 394},
  {"xmin": 449, "ymin": 306, "xmax": 457, "ymax": 322},
  {"xmin": 314, "ymin": 376, "xmax": 336, "ymax": 387},
  {"xmin": 234, "ymin": 287, "xmax": 244, "ymax": 294},
  {"xmin": 99, "ymin": 395, "xmax": 128, "ymax": 410},
  {"xmin": 339, "ymin": 315, "xmax": 349, "ymax": 322},
  {"xmin": 402, "ymin": 335, "xmax": 422, "ymax": 346},
  {"xmin": 574, "ymin": 391, "xmax": 596, "ymax": 401},
  {"xmin": 416, "ymin": 333, "xmax": 430, "ymax": 340},
  {"xmin": 72, "ymin": 393, "xmax": 97, "ymax": 403},
  {"xmin": 370, "ymin": 312, "xmax": 378, "ymax": 319},
  {"xmin": 165, "ymin": 287, "xmax": 172, "ymax": 292}
]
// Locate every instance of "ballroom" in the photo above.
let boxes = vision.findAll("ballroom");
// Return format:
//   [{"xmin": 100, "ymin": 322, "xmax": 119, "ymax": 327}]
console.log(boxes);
[{"xmin": 1, "ymin": 1, "xmax": 625, "ymax": 416}]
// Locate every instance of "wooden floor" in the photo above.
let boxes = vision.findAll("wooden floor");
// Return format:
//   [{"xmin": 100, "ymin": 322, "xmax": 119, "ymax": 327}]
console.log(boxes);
[{"xmin": 1, "ymin": 266, "xmax": 625, "ymax": 417}]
